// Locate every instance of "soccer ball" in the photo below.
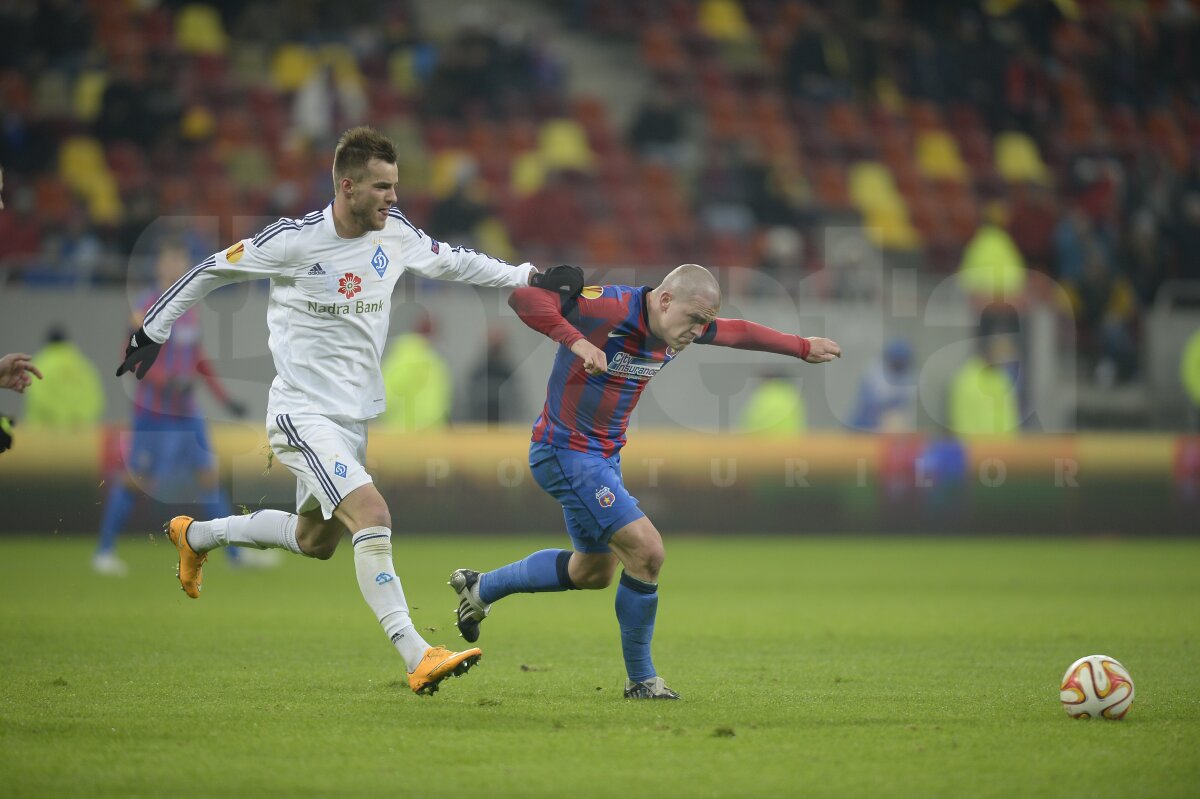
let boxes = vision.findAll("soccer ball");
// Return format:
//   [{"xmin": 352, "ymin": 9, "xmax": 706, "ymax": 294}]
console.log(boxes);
[{"xmin": 1059, "ymin": 655, "xmax": 1135, "ymax": 719}]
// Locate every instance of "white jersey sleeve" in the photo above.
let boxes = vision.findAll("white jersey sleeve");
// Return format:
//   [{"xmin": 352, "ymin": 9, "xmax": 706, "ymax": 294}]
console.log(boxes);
[
  {"xmin": 389, "ymin": 210, "xmax": 535, "ymax": 288},
  {"xmin": 141, "ymin": 219, "xmax": 296, "ymax": 343}
]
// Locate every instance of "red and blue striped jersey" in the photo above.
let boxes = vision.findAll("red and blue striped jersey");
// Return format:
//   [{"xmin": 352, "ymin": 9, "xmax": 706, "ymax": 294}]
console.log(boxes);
[
  {"xmin": 531, "ymin": 285, "xmax": 678, "ymax": 457},
  {"xmin": 133, "ymin": 290, "xmax": 214, "ymax": 418}
]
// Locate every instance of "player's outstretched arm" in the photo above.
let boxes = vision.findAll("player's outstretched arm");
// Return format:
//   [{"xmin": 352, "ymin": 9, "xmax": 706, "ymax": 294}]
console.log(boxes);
[{"xmin": 699, "ymin": 318, "xmax": 842, "ymax": 364}]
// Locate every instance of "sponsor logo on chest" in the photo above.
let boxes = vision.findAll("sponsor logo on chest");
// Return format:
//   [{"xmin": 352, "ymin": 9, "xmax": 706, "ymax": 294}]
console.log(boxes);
[{"xmin": 608, "ymin": 351, "xmax": 672, "ymax": 381}]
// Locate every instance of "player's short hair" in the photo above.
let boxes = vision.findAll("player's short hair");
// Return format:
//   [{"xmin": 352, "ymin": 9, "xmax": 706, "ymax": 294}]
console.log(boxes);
[{"xmin": 332, "ymin": 127, "xmax": 397, "ymax": 190}]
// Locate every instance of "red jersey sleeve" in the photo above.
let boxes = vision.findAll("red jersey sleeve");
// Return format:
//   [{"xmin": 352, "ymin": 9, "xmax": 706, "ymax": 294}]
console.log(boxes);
[
  {"xmin": 509, "ymin": 287, "xmax": 586, "ymax": 348},
  {"xmin": 696, "ymin": 318, "xmax": 811, "ymax": 360},
  {"xmin": 508, "ymin": 286, "xmax": 627, "ymax": 346},
  {"xmin": 195, "ymin": 345, "xmax": 230, "ymax": 404}
]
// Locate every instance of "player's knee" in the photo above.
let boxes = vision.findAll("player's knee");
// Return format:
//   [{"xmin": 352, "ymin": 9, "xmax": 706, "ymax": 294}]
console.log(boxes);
[{"xmin": 639, "ymin": 547, "xmax": 665, "ymax": 581}]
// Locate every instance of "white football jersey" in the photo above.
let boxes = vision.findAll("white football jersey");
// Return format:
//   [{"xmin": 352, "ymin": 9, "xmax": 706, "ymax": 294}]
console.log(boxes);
[{"xmin": 141, "ymin": 204, "xmax": 534, "ymax": 421}]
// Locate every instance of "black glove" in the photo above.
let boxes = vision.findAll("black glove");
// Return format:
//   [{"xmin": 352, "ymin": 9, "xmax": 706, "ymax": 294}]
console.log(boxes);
[
  {"xmin": 0, "ymin": 415, "xmax": 13, "ymax": 454},
  {"xmin": 115, "ymin": 327, "xmax": 163, "ymax": 379},
  {"xmin": 530, "ymin": 264, "xmax": 584, "ymax": 300},
  {"xmin": 225, "ymin": 398, "xmax": 248, "ymax": 419}
]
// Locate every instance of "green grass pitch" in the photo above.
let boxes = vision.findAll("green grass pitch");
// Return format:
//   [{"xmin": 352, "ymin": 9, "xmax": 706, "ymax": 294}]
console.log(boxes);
[{"xmin": 1, "ymin": 534, "xmax": 1198, "ymax": 798}]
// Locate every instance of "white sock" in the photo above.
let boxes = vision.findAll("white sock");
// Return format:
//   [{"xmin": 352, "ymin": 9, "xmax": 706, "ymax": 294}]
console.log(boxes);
[
  {"xmin": 186, "ymin": 510, "xmax": 303, "ymax": 555},
  {"xmin": 352, "ymin": 527, "xmax": 429, "ymax": 671}
]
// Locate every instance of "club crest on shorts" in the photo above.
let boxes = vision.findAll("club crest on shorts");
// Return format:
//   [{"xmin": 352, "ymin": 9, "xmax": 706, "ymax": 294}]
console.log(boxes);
[
  {"xmin": 595, "ymin": 485, "xmax": 616, "ymax": 508},
  {"xmin": 375, "ymin": 572, "xmax": 393, "ymax": 585},
  {"xmin": 371, "ymin": 244, "xmax": 389, "ymax": 277},
  {"xmin": 333, "ymin": 461, "xmax": 348, "ymax": 477}
]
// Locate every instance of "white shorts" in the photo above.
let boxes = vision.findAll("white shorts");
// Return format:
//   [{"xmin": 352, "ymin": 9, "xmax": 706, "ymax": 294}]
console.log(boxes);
[{"xmin": 267, "ymin": 413, "xmax": 373, "ymax": 519}]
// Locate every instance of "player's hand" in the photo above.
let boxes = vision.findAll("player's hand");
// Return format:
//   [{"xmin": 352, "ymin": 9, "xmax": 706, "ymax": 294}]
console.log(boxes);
[
  {"xmin": 0, "ymin": 415, "xmax": 14, "ymax": 453},
  {"xmin": 530, "ymin": 264, "xmax": 585, "ymax": 299},
  {"xmin": 804, "ymin": 337, "xmax": 842, "ymax": 364},
  {"xmin": 225, "ymin": 398, "xmax": 248, "ymax": 419},
  {"xmin": 570, "ymin": 338, "xmax": 608, "ymax": 376},
  {"xmin": 115, "ymin": 327, "xmax": 163, "ymax": 379},
  {"xmin": 0, "ymin": 353, "xmax": 42, "ymax": 393}
]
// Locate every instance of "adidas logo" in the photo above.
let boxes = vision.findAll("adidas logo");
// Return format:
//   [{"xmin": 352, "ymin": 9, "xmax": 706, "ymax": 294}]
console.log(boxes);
[{"xmin": 307, "ymin": 263, "xmax": 326, "ymax": 275}]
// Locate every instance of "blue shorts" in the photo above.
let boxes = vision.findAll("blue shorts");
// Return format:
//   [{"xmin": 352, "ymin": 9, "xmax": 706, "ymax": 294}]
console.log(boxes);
[
  {"xmin": 529, "ymin": 441, "xmax": 645, "ymax": 553},
  {"xmin": 127, "ymin": 413, "xmax": 216, "ymax": 481}
]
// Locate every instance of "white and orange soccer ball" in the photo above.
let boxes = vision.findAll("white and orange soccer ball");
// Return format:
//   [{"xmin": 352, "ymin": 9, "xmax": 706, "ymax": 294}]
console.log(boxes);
[{"xmin": 1060, "ymin": 655, "xmax": 1135, "ymax": 719}]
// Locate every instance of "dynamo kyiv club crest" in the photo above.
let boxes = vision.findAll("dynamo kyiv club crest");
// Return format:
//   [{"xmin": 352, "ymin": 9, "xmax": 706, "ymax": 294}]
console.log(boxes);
[{"xmin": 371, "ymin": 244, "xmax": 389, "ymax": 277}]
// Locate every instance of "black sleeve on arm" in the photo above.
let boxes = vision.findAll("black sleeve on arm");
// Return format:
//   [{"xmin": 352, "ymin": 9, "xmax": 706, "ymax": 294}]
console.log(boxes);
[{"xmin": 695, "ymin": 320, "xmax": 719, "ymax": 345}]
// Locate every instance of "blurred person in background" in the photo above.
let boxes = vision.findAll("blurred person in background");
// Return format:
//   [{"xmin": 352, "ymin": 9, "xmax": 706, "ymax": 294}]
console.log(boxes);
[
  {"xmin": 23, "ymin": 325, "xmax": 104, "ymax": 430},
  {"xmin": 628, "ymin": 81, "xmax": 688, "ymax": 166},
  {"xmin": 949, "ymin": 333, "xmax": 1021, "ymax": 437},
  {"xmin": 465, "ymin": 325, "xmax": 522, "ymax": 425},
  {"xmin": 97, "ymin": 240, "xmax": 255, "ymax": 577},
  {"xmin": 850, "ymin": 337, "xmax": 917, "ymax": 433},
  {"xmin": 1183, "ymin": 328, "xmax": 1200, "ymax": 431},
  {"xmin": 738, "ymin": 370, "xmax": 806, "ymax": 435},
  {"xmin": 957, "ymin": 202, "xmax": 1028, "ymax": 303},
  {"xmin": 379, "ymin": 309, "xmax": 452, "ymax": 431}
]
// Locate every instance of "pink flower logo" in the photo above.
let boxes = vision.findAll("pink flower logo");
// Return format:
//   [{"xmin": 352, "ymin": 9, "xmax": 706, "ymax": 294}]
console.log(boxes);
[{"xmin": 338, "ymin": 272, "xmax": 361, "ymax": 299}]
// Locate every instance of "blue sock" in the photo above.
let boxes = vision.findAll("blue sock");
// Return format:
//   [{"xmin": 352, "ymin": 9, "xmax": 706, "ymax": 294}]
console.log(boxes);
[
  {"xmin": 615, "ymin": 571, "xmax": 658, "ymax": 682},
  {"xmin": 97, "ymin": 483, "xmax": 136, "ymax": 555},
  {"xmin": 199, "ymin": 487, "xmax": 242, "ymax": 562},
  {"xmin": 478, "ymin": 549, "xmax": 576, "ymax": 604}
]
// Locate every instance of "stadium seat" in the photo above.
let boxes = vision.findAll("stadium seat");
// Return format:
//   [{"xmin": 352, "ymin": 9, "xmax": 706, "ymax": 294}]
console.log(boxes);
[
  {"xmin": 994, "ymin": 132, "xmax": 1051, "ymax": 185},
  {"xmin": 175, "ymin": 4, "xmax": 229, "ymax": 55},
  {"xmin": 916, "ymin": 131, "xmax": 970, "ymax": 183},
  {"xmin": 270, "ymin": 43, "xmax": 317, "ymax": 91},
  {"xmin": 697, "ymin": 0, "xmax": 754, "ymax": 43}
]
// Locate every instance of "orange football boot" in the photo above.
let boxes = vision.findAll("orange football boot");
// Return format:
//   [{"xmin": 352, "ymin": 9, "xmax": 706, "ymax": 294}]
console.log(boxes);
[
  {"xmin": 165, "ymin": 515, "xmax": 207, "ymax": 598},
  {"xmin": 407, "ymin": 646, "xmax": 482, "ymax": 695}
]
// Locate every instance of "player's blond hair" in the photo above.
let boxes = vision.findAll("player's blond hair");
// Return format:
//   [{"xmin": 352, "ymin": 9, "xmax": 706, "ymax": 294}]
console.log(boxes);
[{"xmin": 332, "ymin": 127, "xmax": 398, "ymax": 191}]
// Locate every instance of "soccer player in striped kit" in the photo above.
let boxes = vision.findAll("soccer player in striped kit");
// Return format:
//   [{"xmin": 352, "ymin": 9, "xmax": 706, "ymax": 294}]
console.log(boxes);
[
  {"xmin": 115, "ymin": 127, "xmax": 580, "ymax": 695},
  {"xmin": 450, "ymin": 264, "xmax": 841, "ymax": 699},
  {"xmin": 97, "ymin": 240, "xmax": 252, "ymax": 576}
]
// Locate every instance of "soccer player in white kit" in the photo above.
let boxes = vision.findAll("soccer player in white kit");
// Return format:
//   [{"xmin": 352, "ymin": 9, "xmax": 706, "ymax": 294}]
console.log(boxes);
[{"xmin": 115, "ymin": 127, "xmax": 580, "ymax": 695}]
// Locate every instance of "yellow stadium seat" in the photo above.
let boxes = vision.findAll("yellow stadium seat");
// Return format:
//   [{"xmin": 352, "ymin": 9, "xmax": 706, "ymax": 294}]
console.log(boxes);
[
  {"xmin": 537, "ymin": 119, "xmax": 595, "ymax": 173},
  {"xmin": 865, "ymin": 205, "xmax": 921, "ymax": 251},
  {"xmin": 320, "ymin": 44, "xmax": 365, "ymax": 89},
  {"xmin": 86, "ymin": 174, "xmax": 124, "ymax": 225},
  {"xmin": 175, "ymin": 4, "xmax": 228, "ymax": 56},
  {"xmin": 180, "ymin": 104, "xmax": 216, "ymax": 140},
  {"xmin": 849, "ymin": 161, "xmax": 904, "ymax": 213},
  {"xmin": 994, "ymin": 131, "xmax": 1051, "ymax": 184},
  {"xmin": 58, "ymin": 136, "xmax": 108, "ymax": 191},
  {"xmin": 428, "ymin": 150, "xmax": 474, "ymax": 199},
  {"xmin": 389, "ymin": 49, "xmax": 418, "ymax": 96},
  {"xmin": 510, "ymin": 151, "xmax": 546, "ymax": 197},
  {"xmin": 916, "ymin": 130, "xmax": 969, "ymax": 182},
  {"xmin": 72, "ymin": 70, "xmax": 107, "ymax": 122},
  {"xmin": 270, "ymin": 43, "xmax": 317, "ymax": 92},
  {"xmin": 698, "ymin": 0, "xmax": 754, "ymax": 43}
]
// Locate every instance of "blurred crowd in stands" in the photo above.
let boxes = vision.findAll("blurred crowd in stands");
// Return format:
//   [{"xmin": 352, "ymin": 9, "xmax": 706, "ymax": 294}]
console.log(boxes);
[{"xmin": 1, "ymin": 0, "xmax": 1198, "ymax": 387}]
